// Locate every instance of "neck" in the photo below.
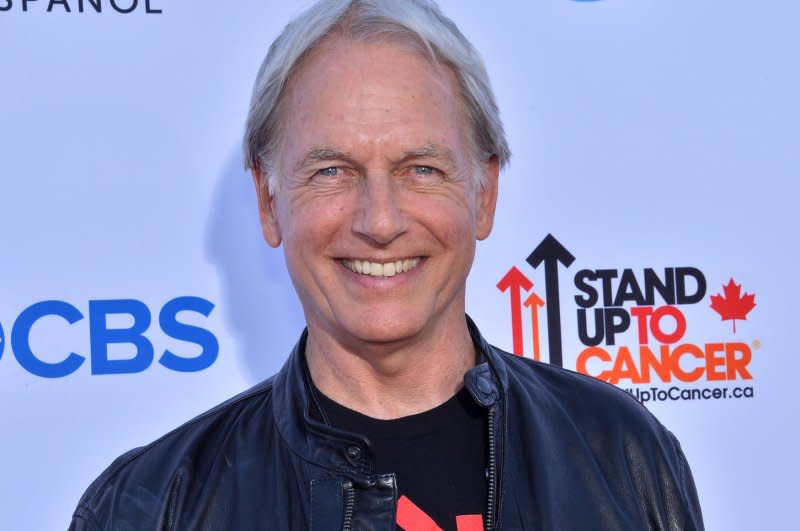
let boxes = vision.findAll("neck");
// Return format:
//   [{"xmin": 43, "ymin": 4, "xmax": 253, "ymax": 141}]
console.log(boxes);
[{"xmin": 306, "ymin": 313, "xmax": 476, "ymax": 420}]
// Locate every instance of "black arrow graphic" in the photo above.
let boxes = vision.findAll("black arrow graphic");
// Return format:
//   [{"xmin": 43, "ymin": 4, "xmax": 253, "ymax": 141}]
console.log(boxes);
[{"xmin": 526, "ymin": 234, "xmax": 575, "ymax": 367}]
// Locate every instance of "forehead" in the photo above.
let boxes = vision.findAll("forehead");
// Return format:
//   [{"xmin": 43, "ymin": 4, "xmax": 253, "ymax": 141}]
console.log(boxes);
[{"xmin": 278, "ymin": 37, "xmax": 468, "ymax": 163}]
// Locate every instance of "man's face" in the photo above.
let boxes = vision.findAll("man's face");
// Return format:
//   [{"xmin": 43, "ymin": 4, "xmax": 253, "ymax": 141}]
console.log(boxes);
[{"xmin": 254, "ymin": 37, "xmax": 498, "ymax": 348}]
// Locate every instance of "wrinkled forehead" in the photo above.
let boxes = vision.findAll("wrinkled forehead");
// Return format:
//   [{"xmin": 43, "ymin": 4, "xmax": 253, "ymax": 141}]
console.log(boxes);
[
  {"xmin": 287, "ymin": 36, "xmax": 464, "ymax": 128},
  {"xmin": 278, "ymin": 37, "xmax": 468, "ymax": 163},
  {"xmin": 286, "ymin": 30, "xmax": 456, "ymax": 100},
  {"xmin": 286, "ymin": 26, "xmax": 462, "ymax": 105}
]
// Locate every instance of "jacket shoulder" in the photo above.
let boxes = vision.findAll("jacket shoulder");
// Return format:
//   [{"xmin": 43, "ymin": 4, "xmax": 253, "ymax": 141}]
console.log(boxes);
[
  {"xmin": 71, "ymin": 377, "xmax": 277, "ymax": 529},
  {"xmin": 494, "ymin": 345, "xmax": 662, "ymax": 431},
  {"xmin": 489, "ymin": 345, "xmax": 689, "ymax": 487},
  {"xmin": 490, "ymin": 345, "xmax": 704, "ymax": 529}
]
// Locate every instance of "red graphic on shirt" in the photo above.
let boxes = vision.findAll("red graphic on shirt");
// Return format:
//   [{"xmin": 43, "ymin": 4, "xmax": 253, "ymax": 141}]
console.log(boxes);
[{"xmin": 396, "ymin": 495, "xmax": 484, "ymax": 531}]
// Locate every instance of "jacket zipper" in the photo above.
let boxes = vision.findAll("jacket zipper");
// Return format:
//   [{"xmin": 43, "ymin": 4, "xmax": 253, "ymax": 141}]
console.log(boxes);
[
  {"xmin": 342, "ymin": 480, "xmax": 355, "ymax": 531},
  {"xmin": 485, "ymin": 405, "xmax": 497, "ymax": 531}
]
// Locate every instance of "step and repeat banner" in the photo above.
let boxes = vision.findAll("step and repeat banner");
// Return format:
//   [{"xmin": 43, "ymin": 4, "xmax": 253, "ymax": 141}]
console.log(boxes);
[{"xmin": 1, "ymin": 1, "xmax": 796, "ymax": 529}]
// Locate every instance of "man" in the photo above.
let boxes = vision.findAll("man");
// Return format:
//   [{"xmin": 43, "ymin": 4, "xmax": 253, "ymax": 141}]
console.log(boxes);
[{"xmin": 70, "ymin": 1, "xmax": 704, "ymax": 529}]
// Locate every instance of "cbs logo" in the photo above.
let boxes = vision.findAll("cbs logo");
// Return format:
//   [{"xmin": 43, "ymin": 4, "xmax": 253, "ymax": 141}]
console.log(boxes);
[{"xmin": 0, "ymin": 296, "xmax": 217, "ymax": 378}]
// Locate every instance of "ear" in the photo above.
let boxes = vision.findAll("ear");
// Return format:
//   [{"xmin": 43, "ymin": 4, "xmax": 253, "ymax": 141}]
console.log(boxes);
[
  {"xmin": 251, "ymin": 168, "xmax": 282, "ymax": 247},
  {"xmin": 475, "ymin": 155, "xmax": 499, "ymax": 241}
]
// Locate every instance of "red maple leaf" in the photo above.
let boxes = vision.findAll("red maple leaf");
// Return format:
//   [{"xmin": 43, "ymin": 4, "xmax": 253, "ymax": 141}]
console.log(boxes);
[{"xmin": 710, "ymin": 278, "xmax": 756, "ymax": 333}]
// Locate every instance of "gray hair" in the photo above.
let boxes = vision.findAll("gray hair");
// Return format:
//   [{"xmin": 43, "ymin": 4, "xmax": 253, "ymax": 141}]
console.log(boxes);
[{"xmin": 244, "ymin": 0, "xmax": 510, "ymax": 195}]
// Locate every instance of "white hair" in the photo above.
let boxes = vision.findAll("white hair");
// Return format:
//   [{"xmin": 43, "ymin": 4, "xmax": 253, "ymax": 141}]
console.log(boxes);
[{"xmin": 244, "ymin": 0, "xmax": 510, "ymax": 195}]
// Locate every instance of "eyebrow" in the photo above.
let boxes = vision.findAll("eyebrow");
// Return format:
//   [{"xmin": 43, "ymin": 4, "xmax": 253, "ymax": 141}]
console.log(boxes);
[
  {"xmin": 294, "ymin": 143, "xmax": 458, "ymax": 172},
  {"xmin": 399, "ymin": 144, "xmax": 457, "ymax": 170},
  {"xmin": 295, "ymin": 147, "xmax": 354, "ymax": 172}
]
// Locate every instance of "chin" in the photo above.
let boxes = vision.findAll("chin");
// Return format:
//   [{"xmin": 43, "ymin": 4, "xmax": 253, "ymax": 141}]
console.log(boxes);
[{"xmin": 337, "ymin": 309, "xmax": 432, "ymax": 346}]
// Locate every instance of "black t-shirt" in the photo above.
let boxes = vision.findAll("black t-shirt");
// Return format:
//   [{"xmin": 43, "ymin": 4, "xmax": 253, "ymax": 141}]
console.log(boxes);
[{"xmin": 315, "ymin": 386, "xmax": 487, "ymax": 531}]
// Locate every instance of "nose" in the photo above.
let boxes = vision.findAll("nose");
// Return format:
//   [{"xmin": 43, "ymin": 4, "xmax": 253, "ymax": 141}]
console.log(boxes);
[{"xmin": 351, "ymin": 173, "xmax": 408, "ymax": 245}]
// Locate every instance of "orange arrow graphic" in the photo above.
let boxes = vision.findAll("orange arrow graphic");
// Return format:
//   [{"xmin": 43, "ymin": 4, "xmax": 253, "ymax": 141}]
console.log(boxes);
[{"xmin": 523, "ymin": 292, "xmax": 545, "ymax": 361}]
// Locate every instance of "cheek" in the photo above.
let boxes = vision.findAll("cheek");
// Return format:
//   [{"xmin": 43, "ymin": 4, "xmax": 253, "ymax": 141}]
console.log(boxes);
[
  {"xmin": 280, "ymin": 195, "xmax": 351, "ymax": 248},
  {"xmin": 417, "ymin": 196, "xmax": 478, "ymax": 245}
]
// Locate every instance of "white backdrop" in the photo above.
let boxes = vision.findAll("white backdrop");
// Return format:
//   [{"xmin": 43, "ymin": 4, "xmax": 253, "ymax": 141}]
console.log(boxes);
[{"xmin": 1, "ymin": 1, "xmax": 797, "ymax": 529}]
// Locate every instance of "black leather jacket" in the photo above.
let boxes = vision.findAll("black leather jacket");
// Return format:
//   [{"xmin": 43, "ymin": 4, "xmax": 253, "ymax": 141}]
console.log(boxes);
[{"xmin": 70, "ymin": 321, "xmax": 704, "ymax": 530}]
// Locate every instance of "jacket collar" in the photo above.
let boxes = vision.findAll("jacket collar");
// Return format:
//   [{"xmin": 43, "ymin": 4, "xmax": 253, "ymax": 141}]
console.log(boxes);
[
  {"xmin": 464, "ymin": 315, "xmax": 506, "ymax": 407},
  {"xmin": 271, "ymin": 316, "xmax": 504, "ymax": 474}
]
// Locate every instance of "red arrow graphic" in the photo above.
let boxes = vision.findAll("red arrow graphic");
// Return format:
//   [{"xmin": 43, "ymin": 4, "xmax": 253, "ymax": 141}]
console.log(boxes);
[
  {"xmin": 396, "ymin": 496, "xmax": 484, "ymax": 531},
  {"xmin": 524, "ymin": 291, "xmax": 545, "ymax": 361},
  {"xmin": 397, "ymin": 496, "xmax": 442, "ymax": 531},
  {"xmin": 497, "ymin": 266, "xmax": 533, "ymax": 355},
  {"xmin": 456, "ymin": 515, "xmax": 485, "ymax": 531}
]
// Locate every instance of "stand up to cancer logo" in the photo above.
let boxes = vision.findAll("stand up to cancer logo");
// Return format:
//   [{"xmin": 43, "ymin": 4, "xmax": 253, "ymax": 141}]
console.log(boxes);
[{"xmin": 497, "ymin": 235, "xmax": 758, "ymax": 401}]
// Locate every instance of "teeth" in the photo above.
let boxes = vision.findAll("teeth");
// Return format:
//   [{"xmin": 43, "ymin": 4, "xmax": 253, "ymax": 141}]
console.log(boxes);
[{"xmin": 342, "ymin": 258, "xmax": 421, "ymax": 277}]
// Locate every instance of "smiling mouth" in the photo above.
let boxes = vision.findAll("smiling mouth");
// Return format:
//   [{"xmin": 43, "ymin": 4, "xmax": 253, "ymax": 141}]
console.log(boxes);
[{"xmin": 340, "ymin": 257, "xmax": 422, "ymax": 278}]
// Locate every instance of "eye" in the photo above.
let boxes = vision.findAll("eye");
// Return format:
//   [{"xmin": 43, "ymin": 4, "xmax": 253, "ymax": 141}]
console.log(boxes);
[
  {"xmin": 414, "ymin": 166, "xmax": 436, "ymax": 175},
  {"xmin": 317, "ymin": 167, "xmax": 339, "ymax": 177},
  {"xmin": 399, "ymin": 164, "xmax": 446, "ymax": 189},
  {"xmin": 309, "ymin": 166, "xmax": 359, "ymax": 190}
]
